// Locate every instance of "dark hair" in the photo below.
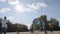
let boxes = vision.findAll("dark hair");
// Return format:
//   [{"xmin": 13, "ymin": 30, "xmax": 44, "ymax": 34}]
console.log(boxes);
[{"xmin": 4, "ymin": 16, "xmax": 7, "ymax": 19}]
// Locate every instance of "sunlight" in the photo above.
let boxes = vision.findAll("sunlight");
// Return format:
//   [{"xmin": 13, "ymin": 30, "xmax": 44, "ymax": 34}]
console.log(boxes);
[
  {"xmin": 8, "ymin": 0, "xmax": 19, "ymax": 5},
  {"xmin": 14, "ymin": 4, "xmax": 25, "ymax": 13}
]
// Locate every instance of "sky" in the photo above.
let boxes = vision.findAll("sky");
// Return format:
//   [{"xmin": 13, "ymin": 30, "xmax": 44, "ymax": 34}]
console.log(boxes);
[{"xmin": 0, "ymin": 0, "xmax": 60, "ymax": 29}]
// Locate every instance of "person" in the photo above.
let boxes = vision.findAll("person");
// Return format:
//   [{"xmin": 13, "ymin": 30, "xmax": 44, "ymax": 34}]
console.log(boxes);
[
  {"xmin": 42, "ymin": 21, "xmax": 47, "ymax": 34},
  {"xmin": 16, "ymin": 24, "xmax": 20, "ymax": 34},
  {"xmin": 30, "ymin": 24, "xmax": 34, "ymax": 33},
  {"xmin": 48, "ymin": 23, "xmax": 54, "ymax": 32},
  {"xmin": 0, "ymin": 16, "xmax": 9, "ymax": 34}
]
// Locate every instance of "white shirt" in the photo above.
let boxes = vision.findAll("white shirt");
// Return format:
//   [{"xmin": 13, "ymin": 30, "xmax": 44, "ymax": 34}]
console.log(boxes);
[{"xmin": 1, "ymin": 19, "xmax": 8, "ymax": 28}]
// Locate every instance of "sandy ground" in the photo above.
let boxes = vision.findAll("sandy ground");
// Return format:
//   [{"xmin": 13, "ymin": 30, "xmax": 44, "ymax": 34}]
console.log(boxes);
[{"xmin": 2, "ymin": 31, "xmax": 60, "ymax": 34}]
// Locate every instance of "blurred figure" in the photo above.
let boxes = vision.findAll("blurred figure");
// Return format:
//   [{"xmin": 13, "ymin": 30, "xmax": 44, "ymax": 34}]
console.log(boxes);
[
  {"xmin": 0, "ymin": 16, "xmax": 9, "ymax": 34},
  {"xmin": 40, "ymin": 15, "xmax": 48, "ymax": 34},
  {"xmin": 16, "ymin": 24, "xmax": 20, "ymax": 34},
  {"xmin": 42, "ymin": 21, "xmax": 47, "ymax": 34},
  {"xmin": 48, "ymin": 22, "xmax": 54, "ymax": 32},
  {"xmin": 30, "ymin": 24, "xmax": 34, "ymax": 34}
]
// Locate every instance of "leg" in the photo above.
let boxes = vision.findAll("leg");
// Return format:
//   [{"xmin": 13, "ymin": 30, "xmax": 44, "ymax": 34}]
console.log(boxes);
[
  {"xmin": 0, "ymin": 30, "xmax": 2, "ymax": 34},
  {"xmin": 3, "ymin": 27, "xmax": 7, "ymax": 34},
  {"xmin": 17, "ymin": 31, "xmax": 19, "ymax": 34},
  {"xmin": 31, "ymin": 29, "xmax": 34, "ymax": 34},
  {"xmin": 0, "ymin": 28, "xmax": 3, "ymax": 34},
  {"xmin": 44, "ymin": 27, "xmax": 47, "ymax": 34},
  {"xmin": 17, "ymin": 29, "xmax": 19, "ymax": 34},
  {"xmin": 51, "ymin": 28, "xmax": 53, "ymax": 32},
  {"xmin": 45, "ymin": 30, "xmax": 47, "ymax": 34}
]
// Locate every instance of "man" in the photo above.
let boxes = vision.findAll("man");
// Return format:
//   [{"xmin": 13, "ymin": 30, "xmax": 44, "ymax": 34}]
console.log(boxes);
[
  {"xmin": 0, "ymin": 16, "xmax": 9, "ymax": 34},
  {"xmin": 30, "ymin": 24, "xmax": 34, "ymax": 34},
  {"xmin": 16, "ymin": 24, "xmax": 20, "ymax": 34},
  {"xmin": 40, "ymin": 15, "xmax": 47, "ymax": 34},
  {"xmin": 48, "ymin": 23, "xmax": 54, "ymax": 32},
  {"xmin": 42, "ymin": 22, "xmax": 47, "ymax": 34}
]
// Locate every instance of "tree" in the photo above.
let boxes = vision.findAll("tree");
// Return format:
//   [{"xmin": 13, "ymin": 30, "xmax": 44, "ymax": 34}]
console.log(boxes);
[
  {"xmin": 7, "ymin": 23, "xmax": 28, "ymax": 32},
  {"xmin": 15, "ymin": 24, "xmax": 28, "ymax": 32}
]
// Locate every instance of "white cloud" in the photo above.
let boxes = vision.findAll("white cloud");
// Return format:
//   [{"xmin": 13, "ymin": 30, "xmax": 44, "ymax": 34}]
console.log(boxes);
[
  {"xmin": 8, "ymin": 0, "xmax": 47, "ymax": 13},
  {"xmin": 24, "ymin": 8, "xmax": 34, "ymax": 12},
  {"xmin": 1, "ymin": 0, "xmax": 23, "ymax": 13},
  {"xmin": 0, "ymin": 0, "xmax": 6, "ymax": 2},
  {"xmin": 24, "ymin": 3, "xmax": 40, "ymax": 12},
  {"xmin": 0, "ymin": 8, "xmax": 10, "ymax": 13},
  {"xmin": 40, "ymin": 2, "xmax": 47, "ymax": 8},
  {"xmin": 1, "ymin": 0, "xmax": 47, "ymax": 13},
  {"xmin": 8, "ymin": 0, "xmax": 26, "ymax": 13},
  {"xmin": 13, "ymin": 2, "xmax": 47, "ymax": 13},
  {"xmin": 25, "ymin": 2, "xmax": 47, "ymax": 12},
  {"xmin": 7, "ymin": 16, "xmax": 14, "ymax": 22},
  {"xmin": 14, "ymin": 4, "xmax": 25, "ymax": 13},
  {"xmin": 8, "ymin": 0, "xmax": 20, "ymax": 5},
  {"xmin": 27, "ymin": 2, "xmax": 40, "ymax": 10}
]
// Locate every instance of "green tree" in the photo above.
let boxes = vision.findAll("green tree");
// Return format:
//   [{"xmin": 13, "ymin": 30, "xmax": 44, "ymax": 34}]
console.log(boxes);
[
  {"xmin": 15, "ymin": 24, "xmax": 28, "ymax": 32},
  {"xmin": 7, "ymin": 23, "xmax": 28, "ymax": 32}
]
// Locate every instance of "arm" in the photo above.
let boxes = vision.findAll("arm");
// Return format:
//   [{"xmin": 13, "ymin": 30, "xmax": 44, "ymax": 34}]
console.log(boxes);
[
  {"xmin": 6, "ymin": 20, "xmax": 10, "ymax": 25},
  {"xmin": 0, "ymin": 20, "xmax": 2, "ymax": 28}
]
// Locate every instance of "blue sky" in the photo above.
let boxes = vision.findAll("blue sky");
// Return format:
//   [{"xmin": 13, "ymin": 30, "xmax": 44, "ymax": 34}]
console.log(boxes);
[{"xmin": 0, "ymin": 0, "xmax": 60, "ymax": 29}]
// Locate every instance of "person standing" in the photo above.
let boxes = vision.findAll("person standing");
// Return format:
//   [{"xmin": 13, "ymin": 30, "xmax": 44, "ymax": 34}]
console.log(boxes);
[
  {"xmin": 16, "ymin": 24, "xmax": 20, "ymax": 34},
  {"xmin": 42, "ymin": 21, "xmax": 47, "ymax": 34},
  {"xmin": 30, "ymin": 24, "xmax": 34, "ymax": 34},
  {"xmin": 0, "ymin": 16, "xmax": 9, "ymax": 34},
  {"xmin": 40, "ymin": 15, "xmax": 48, "ymax": 34},
  {"xmin": 48, "ymin": 22, "xmax": 54, "ymax": 32}
]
